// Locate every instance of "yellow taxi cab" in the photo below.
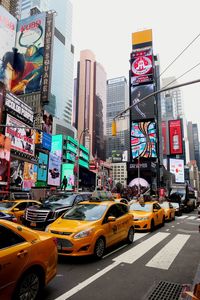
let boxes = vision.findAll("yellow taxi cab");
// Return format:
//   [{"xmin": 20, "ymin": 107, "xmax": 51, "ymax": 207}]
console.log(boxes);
[
  {"xmin": 0, "ymin": 220, "xmax": 57, "ymax": 300},
  {"xmin": 159, "ymin": 201, "xmax": 176, "ymax": 221},
  {"xmin": 0, "ymin": 200, "xmax": 41, "ymax": 224},
  {"xmin": 46, "ymin": 199, "xmax": 135, "ymax": 259},
  {"xmin": 129, "ymin": 200, "xmax": 165, "ymax": 231}
]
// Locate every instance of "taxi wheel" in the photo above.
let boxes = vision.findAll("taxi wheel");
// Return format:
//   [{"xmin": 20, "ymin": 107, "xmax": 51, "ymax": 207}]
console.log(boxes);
[
  {"xmin": 127, "ymin": 227, "xmax": 134, "ymax": 244},
  {"xmin": 94, "ymin": 237, "xmax": 105, "ymax": 259},
  {"xmin": 150, "ymin": 219, "xmax": 155, "ymax": 232},
  {"xmin": 14, "ymin": 269, "xmax": 43, "ymax": 300}
]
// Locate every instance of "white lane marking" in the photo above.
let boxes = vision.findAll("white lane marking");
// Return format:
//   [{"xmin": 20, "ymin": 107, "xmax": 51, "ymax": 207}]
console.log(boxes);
[
  {"xmin": 146, "ymin": 234, "xmax": 190, "ymax": 270},
  {"xmin": 113, "ymin": 232, "xmax": 170, "ymax": 264},
  {"xmin": 54, "ymin": 261, "xmax": 120, "ymax": 300},
  {"xmin": 103, "ymin": 233, "xmax": 149, "ymax": 259},
  {"xmin": 177, "ymin": 216, "xmax": 187, "ymax": 219},
  {"xmin": 187, "ymin": 216, "xmax": 196, "ymax": 220}
]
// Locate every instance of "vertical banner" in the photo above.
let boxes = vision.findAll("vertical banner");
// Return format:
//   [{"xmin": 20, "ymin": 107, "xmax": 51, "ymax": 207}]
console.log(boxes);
[
  {"xmin": 0, "ymin": 134, "xmax": 11, "ymax": 185},
  {"xmin": 41, "ymin": 12, "xmax": 55, "ymax": 104},
  {"xmin": 23, "ymin": 162, "xmax": 37, "ymax": 190},
  {"xmin": 169, "ymin": 119, "xmax": 183, "ymax": 155},
  {"xmin": 48, "ymin": 153, "xmax": 61, "ymax": 186},
  {"xmin": 62, "ymin": 164, "xmax": 75, "ymax": 190},
  {"xmin": 162, "ymin": 121, "xmax": 167, "ymax": 155},
  {"xmin": 169, "ymin": 158, "xmax": 185, "ymax": 183}
]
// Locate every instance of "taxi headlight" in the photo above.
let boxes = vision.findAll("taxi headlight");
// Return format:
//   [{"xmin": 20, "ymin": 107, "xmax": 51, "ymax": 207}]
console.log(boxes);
[
  {"xmin": 137, "ymin": 217, "xmax": 149, "ymax": 221},
  {"xmin": 73, "ymin": 228, "xmax": 93, "ymax": 239}
]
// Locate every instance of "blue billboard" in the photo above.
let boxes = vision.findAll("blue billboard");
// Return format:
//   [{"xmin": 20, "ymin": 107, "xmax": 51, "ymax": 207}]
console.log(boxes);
[
  {"xmin": 42, "ymin": 132, "xmax": 52, "ymax": 151},
  {"xmin": 37, "ymin": 152, "xmax": 48, "ymax": 181}
]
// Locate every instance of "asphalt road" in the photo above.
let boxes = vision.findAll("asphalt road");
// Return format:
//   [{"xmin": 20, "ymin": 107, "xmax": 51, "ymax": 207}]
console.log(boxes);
[{"xmin": 43, "ymin": 211, "xmax": 200, "ymax": 300}]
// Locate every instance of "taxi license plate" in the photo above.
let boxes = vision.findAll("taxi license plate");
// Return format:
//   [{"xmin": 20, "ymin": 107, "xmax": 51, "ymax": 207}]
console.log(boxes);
[{"xmin": 30, "ymin": 222, "xmax": 37, "ymax": 227}]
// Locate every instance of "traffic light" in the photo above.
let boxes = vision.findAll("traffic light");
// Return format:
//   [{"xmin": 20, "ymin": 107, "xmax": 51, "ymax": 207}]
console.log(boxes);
[
  {"xmin": 35, "ymin": 131, "xmax": 43, "ymax": 144},
  {"xmin": 112, "ymin": 120, "xmax": 117, "ymax": 136}
]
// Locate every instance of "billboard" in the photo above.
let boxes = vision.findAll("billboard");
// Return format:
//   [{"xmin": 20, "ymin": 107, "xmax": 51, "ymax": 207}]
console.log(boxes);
[
  {"xmin": 162, "ymin": 121, "xmax": 167, "ymax": 155},
  {"xmin": 42, "ymin": 111, "xmax": 53, "ymax": 134},
  {"xmin": 0, "ymin": 6, "xmax": 17, "ymax": 90},
  {"xmin": 169, "ymin": 119, "xmax": 183, "ymax": 155},
  {"xmin": 51, "ymin": 135, "xmax": 63, "ymax": 158},
  {"xmin": 130, "ymin": 121, "xmax": 157, "ymax": 160},
  {"xmin": 37, "ymin": 152, "xmax": 48, "ymax": 181},
  {"xmin": 47, "ymin": 153, "xmax": 61, "ymax": 186},
  {"xmin": 23, "ymin": 162, "xmax": 37, "ymax": 190},
  {"xmin": 130, "ymin": 84, "xmax": 155, "ymax": 120},
  {"xmin": 5, "ymin": 114, "xmax": 35, "ymax": 156},
  {"xmin": 0, "ymin": 134, "xmax": 11, "ymax": 185},
  {"xmin": 131, "ymin": 47, "xmax": 153, "ymax": 85},
  {"xmin": 112, "ymin": 150, "xmax": 128, "ymax": 163},
  {"xmin": 12, "ymin": 13, "xmax": 46, "ymax": 95},
  {"xmin": 169, "ymin": 158, "xmax": 185, "ymax": 183},
  {"xmin": 10, "ymin": 159, "xmax": 24, "ymax": 188},
  {"xmin": 42, "ymin": 132, "xmax": 52, "ymax": 151},
  {"xmin": 0, "ymin": 86, "xmax": 5, "ymax": 124},
  {"xmin": 62, "ymin": 164, "xmax": 75, "ymax": 190}
]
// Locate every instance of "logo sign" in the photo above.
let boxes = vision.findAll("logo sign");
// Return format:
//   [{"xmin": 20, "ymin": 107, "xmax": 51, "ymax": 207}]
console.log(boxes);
[
  {"xmin": 5, "ymin": 114, "xmax": 35, "ymax": 156},
  {"xmin": 0, "ymin": 134, "xmax": 11, "ymax": 185},
  {"xmin": 169, "ymin": 158, "xmax": 185, "ymax": 183},
  {"xmin": 169, "ymin": 119, "xmax": 183, "ymax": 155},
  {"xmin": 5, "ymin": 92, "xmax": 34, "ymax": 125}
]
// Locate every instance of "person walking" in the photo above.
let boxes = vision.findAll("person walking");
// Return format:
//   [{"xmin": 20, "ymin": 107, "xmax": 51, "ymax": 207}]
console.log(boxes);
[{"xmin": 61, "ymin": 176, "xmax": 68, "ymax": 191}]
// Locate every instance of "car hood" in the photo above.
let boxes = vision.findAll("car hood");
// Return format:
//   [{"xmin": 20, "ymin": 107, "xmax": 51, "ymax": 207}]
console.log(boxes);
[
  {"xmin": 130, "ymin": 211, "xmax": 152, "ymax": 218},
  {"xmin": 49, "ymin": 219, "xmax": 96, "ymax": 233}
]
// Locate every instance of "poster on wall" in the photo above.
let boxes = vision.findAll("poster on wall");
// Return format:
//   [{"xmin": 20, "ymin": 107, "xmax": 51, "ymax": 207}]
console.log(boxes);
[
  {"xmin": 130, "ymin": 84, "xmax": 155, "ymax": 120},
  {"xmin": 12, "ymin": 13, "xmax": 46, "ymax": 95},
  {"xmin": 47, "ymin": 153, "xmax": 61, "ymax": 186},
  {"xmin": 5, "ymin": 114, "xmax": 35, "ymax": 156},
  {"xmin": 0, "ymin": 134, "xmax": 11, "ymax": 185},
  {"xmin": 130, "ymin": 121, "xmax": 157, "ymax": 160},
  {"xmin": 62, "ymin": 164, "xmax": 75, "ymax": 190},
  {"xmin": 169, "ymin": 119, "xmax": 183, "ymax": 155},
  {"xmin": 10, "ymin": 160, "xmax": 24, "ymax": 189},
  {"xmin": 37, "ymin": 152, "xmax": 48, "ymax": 181},
  {"xmin": 169, "ymin": 158, "xmax": 185, "ymax": 183},
  {"xmin": 23, "ymin": 162, "xmax": 37, "ymax": 190},
  {"xmin": 0, "ymin": 6, "xmax": 17, "ymax": 90}
]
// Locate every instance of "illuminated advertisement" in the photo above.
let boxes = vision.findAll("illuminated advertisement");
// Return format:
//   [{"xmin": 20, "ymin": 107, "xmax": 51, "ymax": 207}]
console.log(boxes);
[
  {"xmin": 131, "ymin": 121, "xmax": 157, "ymax": 160},
  {"xmin": 48, "ymin": 153, "xmax": 61, "ymax": 186},
  {"xmin": 10, "ymin": 160, "xmax": 24, "ymax": 188},
  {"xmin": 169, "ymin": 119, "xmax": 183, "ymax": 155},
  {"xmin": 42, "ymin": 132, "xmax": 52, "ymax": 151},
  {"xmin": 51, "ymin": 135, "xmax": 63, "ymax": 158},
  {"xmin": 13, "ymin": 13, "xmax": 46, "ymax": 95},
  {"xmin": 38, "ymin": 152, "xmax": 48, "ymax": 181},
  {"xmin": 169, "ymin": 158, "xmax": 185, "ymax": 183},
  {"xmin": 5, "ymin": 114, "xmax": 35, "ymax": 156},
  {"xmin": 0, "ymin": 6, "xmax": 17, "ymax": 90},
  {"xmin": 0, "ymin": 134, "xmax": 11, "ymax": 185},
  {"xmin": 42, "ymin": 111, "xmax": 53, "ymax": 134},
  {"xmin": 0, "ymin": 86, "xmax": 5, "ymax": 124},
  {"xmin": 130, "ymin": 84, "xmax": 155, "ymax": 120},
  {"xmin": 62, "ymin": 164, "xmax": 75, "ymax": 190},
  {"xmin": 162, "ymin": 121, "xmax": 167, "ymax": 155},
  {"xmin": 131, "ymin": 47, "xmax": 153, "ymax": 85},
  {"xmin": 23, "ymin": 162, "xmax": 37, "ymax": 190}
]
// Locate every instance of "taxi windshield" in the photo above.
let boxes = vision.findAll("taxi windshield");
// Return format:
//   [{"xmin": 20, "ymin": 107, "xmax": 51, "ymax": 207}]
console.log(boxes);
[
  {"xmin": 0, "ymin": 202, "xmax": 16, "ymax": 210},
  {"xmin": 129, "ymin": 203, "xmax": 152, "ymax": 212},
  {"xmin": 62, "ymin": 204, "xmax": 107, "ymax": 221}
]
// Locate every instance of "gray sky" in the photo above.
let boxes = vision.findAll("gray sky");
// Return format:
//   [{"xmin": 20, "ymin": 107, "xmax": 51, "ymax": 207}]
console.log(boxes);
[{"xmin": 72, "ymin": 0, "xmax": 200, "ymax": 126}]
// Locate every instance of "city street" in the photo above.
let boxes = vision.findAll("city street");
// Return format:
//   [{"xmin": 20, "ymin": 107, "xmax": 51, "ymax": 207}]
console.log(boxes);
[{"xmin": 43, "ymin": 211, "xmax": 200, "ymax": 300}]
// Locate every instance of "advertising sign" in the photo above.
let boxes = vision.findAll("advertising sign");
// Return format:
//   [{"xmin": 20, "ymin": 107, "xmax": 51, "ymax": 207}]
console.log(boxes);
[
  {"xmin": 5, "ymin": 92, "xmax": 34, "ymax": 124},
  {"xmin": 23, "ymin": 162, "xmax": 37, "ymax": 190},
  {"xmin": 130, "ymin": 121, "xmax": 157, "ymax": 160},
  {"xmin": 0, "ymin": 86, "xmax": 5, "ymax": 124},
  {"xmin": 51, "ymin": 135, "xmax": 63, "ymax": 158},
  {"xmin": 169, "ymin": 158, "xmax": 185, "ymax": 183},
  {"xmin": 42, "ymin": 132, "xmax": 52, "ymax": 151},
  {"xmin": 112, "ymin": 150, "xmax": 128, "ymax": 163},
  {"xmin": 48, "ymin": 153, "xmax": 61, "ymax": 186},
  {"xmin": 10, "ymin": 160, "xmax": 24, "ymax": 189},
  {"xmin": 162, "ymin": 121, "xmax": 167, "ymax": 155},
  {"xmin": 169, "ymin": 119, "xmax": 183, "ymax": 155},
  {"xmin": 37, "ymin": 152, "xmax": 48, "ymax": 181},
  {"xmin": 42, "ymin": 110, "xmax": 53, "ymax": 134},
  {"xmin": 0, "ymin": 134, "xmax": 11, "ymax": 185},
  {"xmin": 130, "ymin": 84, "xmax": 155, "ymax": 120},
  {"xmin": 62, "ymin": 164, "xmax": 75, "ymax": 190},
  {"xmin": 5, "ymin": 114, "xmax": 35, "ymax": 156},
  {"xmin": 13, "ymin": 13, "xmax": 46, "ymax": 95},
  {"xmin": 0, "ymin": 6, "xmax": 17, "ymax": 90},
  {"xmin": 131, "ymin": 47, "xmax": 153, "ymax": 85}
]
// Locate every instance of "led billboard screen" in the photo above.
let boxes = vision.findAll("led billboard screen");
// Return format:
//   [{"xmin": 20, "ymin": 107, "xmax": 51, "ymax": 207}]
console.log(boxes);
[
  {"xmin": 42, "ymin": 132, "xmax": 51, "ymax": 151},
  {"xmin": 51, "ymin": 135, "xmax": 63, "ymax": 158},
  {"xmin": 169, "ymin": 158, "xmax": 185, "ymax": 183},
  {"xmin": 169, "ymin": 119, "xmax": 183, "ymax": 155},
  {"xmin": 62, "ymin": 164, "xmax": 75, "ymax": 190},
  {"xmin": 130, "ymin": 84, "xmax": 155, "ymax": 121},
  {"xmin": 10, "ymin": 160, "xmax": 24, "ymax": 189},
  {"xmin": 130, "ymin": 121, "xmax": 157, "ymax": 160},
  {"xmin": 47, "ymin": 153, "xmax": 61, "ymax": 186},
  {"xmin": 13, "ymin": 13, "xmax": 46, "ymax": 95},
  {"xmin": 23, "ymin": 162, "xmax": 37, "ymax": 190},
  {"xmin": 0, "ymin": 134, "xmax": 11, "ymax": 185},
  {"xmin": 38, "ymin": 152, "xmax": 48, "ymax": 181}
]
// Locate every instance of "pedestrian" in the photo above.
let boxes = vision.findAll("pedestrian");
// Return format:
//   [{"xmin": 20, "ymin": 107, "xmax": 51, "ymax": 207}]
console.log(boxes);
[{"xmin": 61, "ymin": 176, "xmax": 68, "ymax": 191}]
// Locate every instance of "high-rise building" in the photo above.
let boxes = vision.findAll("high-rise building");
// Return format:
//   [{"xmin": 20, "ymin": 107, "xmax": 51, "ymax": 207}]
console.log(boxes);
[
  {"xmin": 106, "ymin": 77, "xmax": 129, "ymax": 159},
  {"xmin": 74, "ymin": 50, "xmax": 107, "ymax": 159},
  {"xmin": 0, "ymin": 0, "xmax": 19, "ymax": 17},
  {"xmin": 20, "ymin": 0, "xmax": 48, "ymax": 18},
  {"xmin": 188, "ymin": 122, "xmax": 200, "ymax": 168}
]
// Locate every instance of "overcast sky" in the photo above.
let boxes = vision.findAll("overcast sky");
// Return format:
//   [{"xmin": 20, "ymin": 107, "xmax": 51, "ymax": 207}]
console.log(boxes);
[{"xmin": 72, "ymin": 0, "xmax": 200, "ymax": 127}]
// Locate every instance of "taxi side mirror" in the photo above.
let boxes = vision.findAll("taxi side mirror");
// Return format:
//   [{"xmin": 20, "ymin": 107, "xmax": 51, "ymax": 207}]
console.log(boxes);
[
  {"xmin": 108, "ymin": 216, "xmax": 116, "ymax": 222},
  {"xmin": 13, "ymin": 208, "xmax": 20, "ymax": 212}
]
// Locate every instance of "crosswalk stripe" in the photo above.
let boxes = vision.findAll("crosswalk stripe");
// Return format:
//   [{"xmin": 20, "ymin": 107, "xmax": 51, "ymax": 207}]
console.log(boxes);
[
  {"xmin": 177, "ymin": 216, "xmax": 187, "ymax": 219},
  {"xmin": 187, "ymin": 216, "xmax": 197, "ymax": 220},
  {"xmin": 113, "ymin": 232, "xmax": 170, "ymax": 264},
  {"xmin": 145, "ymin": 234, "xmax": 190, "ymax": 270},
  {"xmin": 134, "ymin": 232, "xmax": 149, "ymax": 241}
]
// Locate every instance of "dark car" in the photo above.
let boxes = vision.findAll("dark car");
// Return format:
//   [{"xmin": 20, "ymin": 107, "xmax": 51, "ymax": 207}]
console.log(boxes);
[
  {"xmin": 22, "ymin": 192, "xmax": 92, "ymax": 230},
  {"xmin": 0, "ymin": 211, "xmax": 17, "ymax": 222}
]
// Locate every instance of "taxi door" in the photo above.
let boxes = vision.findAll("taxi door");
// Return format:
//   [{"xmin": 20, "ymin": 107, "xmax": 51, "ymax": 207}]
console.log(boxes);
[
  {"xmin": 0, "ymin": 225, "xmax": 30, "ymax": 298},
  {"xmin": 153, "ymin": 203, "xmax": 161, "ymax": 226},
  {"xmin": 102, "ymin": 205, "xmax": 121, "ymax": 246},
  {"xmin": 115, "ymin": 204, "xmax": 130, "ymax": 240}
]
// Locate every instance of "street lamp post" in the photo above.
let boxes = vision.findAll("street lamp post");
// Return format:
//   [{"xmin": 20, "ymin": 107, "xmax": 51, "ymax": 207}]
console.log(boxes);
[{"xmin": 76, "ymin": 128, "xmax": 89, "ymax": 192}]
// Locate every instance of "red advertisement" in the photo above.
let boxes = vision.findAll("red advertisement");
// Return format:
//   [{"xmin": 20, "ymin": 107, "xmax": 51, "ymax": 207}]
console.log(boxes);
[
  {"xmin": 169, "ymin": 119, "xmax": 183, "ymax": 155},
  {"xmin": 0, "ymin": 134, "xmax": 11, "ymax": 185},
  {"xmin": 162, "ymin": 121, "xmax": 167, "ymax": 155}
]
